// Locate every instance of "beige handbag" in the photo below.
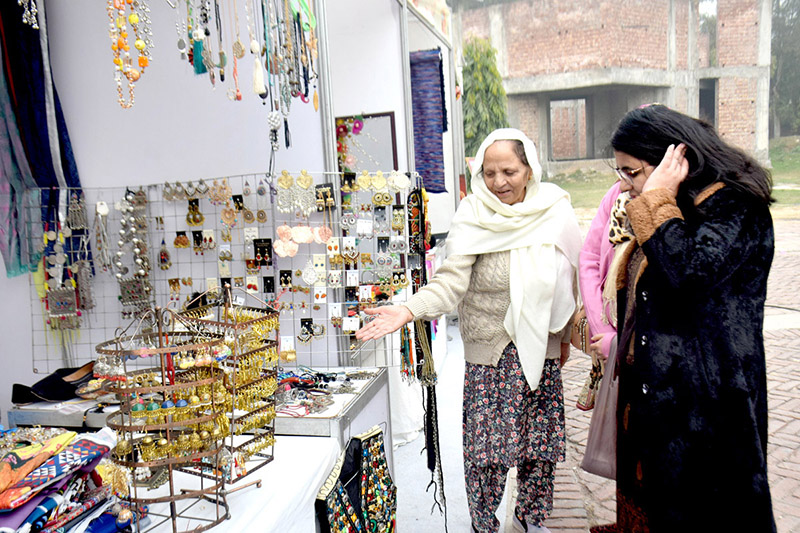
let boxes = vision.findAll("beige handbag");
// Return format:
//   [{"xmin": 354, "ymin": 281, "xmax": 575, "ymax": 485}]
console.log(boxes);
[
  {"xmin": 580, "ymin": 346, "xmax": 618, "ymax": 480},
  {"xmin": 571, "ymin": 307, "xmax": 603, "ymax": 410}
]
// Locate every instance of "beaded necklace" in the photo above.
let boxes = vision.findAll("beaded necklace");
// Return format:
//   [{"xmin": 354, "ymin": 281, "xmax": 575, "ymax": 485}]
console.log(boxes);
[{"xmin": 107, "ymin": 0, "xmax": 152, "ymax": 109}]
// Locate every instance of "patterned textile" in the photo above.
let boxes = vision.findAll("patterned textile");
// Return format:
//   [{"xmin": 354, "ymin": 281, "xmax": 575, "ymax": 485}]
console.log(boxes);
[
  {"xmin": 0, "ymin": 436, "xmax": 109, "ymax": 511},
  {"xmin": 464, "ymin": 459, "xmax": 555, "ymax": 532},
  {"xmin": 0, "ymin": 5, "xmax": 83, "ymax": 277},
  {"xmin": 0, "ymin": 32, "xmax": 41, "ymax": 276},
  {"xmin": 462, "ymin": 345, "xmax": 565, "ymax": 531},
  {"xmin": 463, "ymin": 346, "xmax": 565, "ymax": 468},
  {"xmin": 410, "ymin": 49, "xmax": 447, "ymax": 193},
  {"xmin": 0, "ymin": 431, "xmax": 75, "ymax": 495}
]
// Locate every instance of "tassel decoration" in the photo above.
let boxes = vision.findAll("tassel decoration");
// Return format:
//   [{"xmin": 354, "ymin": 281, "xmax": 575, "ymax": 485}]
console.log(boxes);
[{"xmin": 251, "ymin": 40, "xmax": 268, "ymax": 99}]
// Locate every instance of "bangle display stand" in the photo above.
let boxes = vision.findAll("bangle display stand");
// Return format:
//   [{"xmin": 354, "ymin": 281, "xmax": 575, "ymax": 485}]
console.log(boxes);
[{"xmin": 97, "ymin": 308, "xmax": 230, "ymax": 533}]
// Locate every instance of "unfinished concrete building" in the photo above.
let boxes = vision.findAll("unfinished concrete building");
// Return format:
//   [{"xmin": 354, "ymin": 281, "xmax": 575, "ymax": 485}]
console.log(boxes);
[{"xmin": 452, "ymin": 0, "xmax": 772, "ymax": 173}]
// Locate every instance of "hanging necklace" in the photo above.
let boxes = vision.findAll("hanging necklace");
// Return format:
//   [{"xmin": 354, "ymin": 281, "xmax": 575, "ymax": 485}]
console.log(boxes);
[
  {"xmin": 214, "ymin": 0, "xmax": 227, "ymax": 81},
  {"xmin": 107, "ymin": 0, "xmax": 152, "ymax": 109}
]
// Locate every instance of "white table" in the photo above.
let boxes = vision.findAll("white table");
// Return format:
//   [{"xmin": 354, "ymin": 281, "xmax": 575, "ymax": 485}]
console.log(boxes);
[{"xmin": 139, "ymin": 435, "xmax": 340, "ymax": 533}]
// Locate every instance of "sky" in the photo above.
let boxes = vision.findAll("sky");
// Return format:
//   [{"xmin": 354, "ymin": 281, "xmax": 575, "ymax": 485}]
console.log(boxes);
[{"xmin": 699, "ymin": 0, "xmax": 717, "ymax": 16}]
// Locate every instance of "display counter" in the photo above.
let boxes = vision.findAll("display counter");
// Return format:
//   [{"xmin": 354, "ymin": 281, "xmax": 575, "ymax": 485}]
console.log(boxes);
[{"xmin": 132, "ymin": 435, "xmax": 339, "ymax": 533}]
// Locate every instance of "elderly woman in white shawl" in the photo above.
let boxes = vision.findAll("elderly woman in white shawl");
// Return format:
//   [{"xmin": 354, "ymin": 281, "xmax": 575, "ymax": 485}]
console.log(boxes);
[{"xmin": 357, "ymin": 129, "xmax": 581, "ymax": 533}]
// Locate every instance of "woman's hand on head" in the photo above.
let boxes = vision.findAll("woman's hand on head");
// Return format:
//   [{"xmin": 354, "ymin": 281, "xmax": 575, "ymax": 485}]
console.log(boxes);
[
  {"xmin": 642, "ymin": 143, "xmax": 689, "ymax": 197},
  {"xmin": 355, "ymin": 305, "xmax": 414, "ymax": 341}
]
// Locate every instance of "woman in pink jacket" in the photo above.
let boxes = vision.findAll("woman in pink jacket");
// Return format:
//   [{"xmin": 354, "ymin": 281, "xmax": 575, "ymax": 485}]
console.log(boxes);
[{"xmin": 579, "ymin": 181, "xmax": 631, "ymax": 360}]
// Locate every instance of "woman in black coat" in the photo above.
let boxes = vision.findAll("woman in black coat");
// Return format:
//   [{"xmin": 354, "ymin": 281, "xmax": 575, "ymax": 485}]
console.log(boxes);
[{"xmin": 605, "ymin": 104, "xmax": 776, "ymax": 532}]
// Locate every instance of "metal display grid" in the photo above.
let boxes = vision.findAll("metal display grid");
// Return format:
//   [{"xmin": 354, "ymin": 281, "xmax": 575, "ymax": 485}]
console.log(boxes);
[{"xmin": 27, "ymin": 171, "xmax": 419, "ymax": 375}]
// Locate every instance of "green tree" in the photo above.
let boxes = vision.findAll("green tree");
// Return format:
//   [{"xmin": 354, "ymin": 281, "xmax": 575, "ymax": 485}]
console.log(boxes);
[
  {"xmin": 462, "ymin": 37, "xmax": 509, "ymax": 162},
  {"xmin": 771, "ymin": 0, "xmax": 800, "ymax": 136}
]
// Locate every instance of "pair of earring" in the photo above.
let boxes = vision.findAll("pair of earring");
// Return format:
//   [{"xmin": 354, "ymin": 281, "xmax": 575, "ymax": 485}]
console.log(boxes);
[
  {"xmin": 341, "ymin": 177, "xmax": 361, "ymax": 194},
  {"xmin": 219, "ymin": 250, "xmax": 233, "ymax": 261},
  {"xmin": 181, "ymin": 277, "xmax": 193, "ymax": 286},
  {"xmin": 373, "ymin": 192, "xmax": 392, "ymax": 206},
  {"xmin": 389, "ymin": 240, "xmax": 407, "ymax": 253},
  {"xmin": 174, "ymin": 233, "xmax": 190, "ymax": 248},
  {"xmin": 186, "ymin": 204, "xmax": 204, "ymax": 226}
]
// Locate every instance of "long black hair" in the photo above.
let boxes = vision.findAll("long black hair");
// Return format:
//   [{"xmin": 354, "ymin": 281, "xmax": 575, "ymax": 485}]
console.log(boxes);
[{"xmin": 610, "ymin": 105, "xmax": 774, "ymax": 208}]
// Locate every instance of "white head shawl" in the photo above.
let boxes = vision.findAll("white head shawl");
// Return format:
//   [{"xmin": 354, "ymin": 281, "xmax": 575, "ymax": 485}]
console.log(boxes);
[{"xmin": 447, "ymin": 128, "xmax": 581, "ymax": 390}]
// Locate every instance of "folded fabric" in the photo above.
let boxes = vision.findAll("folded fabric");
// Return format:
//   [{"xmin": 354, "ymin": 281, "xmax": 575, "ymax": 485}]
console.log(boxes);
[
  {"xmin": 0, "ymin": 434, "xmax": 109, "ymax": 512},
  {"xmin": 0, "ymin": 484, "xmax": 56, "ymax": 532},
  {"xmin": 0, "ymin": 432, "xmax": 75, "ymax": 495}
]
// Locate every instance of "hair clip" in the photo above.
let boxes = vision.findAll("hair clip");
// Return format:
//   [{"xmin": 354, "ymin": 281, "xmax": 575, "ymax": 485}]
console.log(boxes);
[{"xmin": 163, "ymin": 182, "xmax": 174, "ymax": 201}]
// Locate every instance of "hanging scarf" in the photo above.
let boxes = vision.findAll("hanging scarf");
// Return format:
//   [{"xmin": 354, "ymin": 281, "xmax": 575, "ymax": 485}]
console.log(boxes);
[
  {"xmin": 447, "ymin": 128, "xmax": 581, "ymax": 390},
  {"xmin": 602, "ymin": 192, "xmax": 634, "ymax": 328}
]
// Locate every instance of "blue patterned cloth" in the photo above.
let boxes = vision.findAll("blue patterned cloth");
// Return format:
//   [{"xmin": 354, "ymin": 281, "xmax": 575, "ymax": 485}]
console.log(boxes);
[{"xmin": 410, "ymin": 49, "xmax": 447, "ymax": 193}]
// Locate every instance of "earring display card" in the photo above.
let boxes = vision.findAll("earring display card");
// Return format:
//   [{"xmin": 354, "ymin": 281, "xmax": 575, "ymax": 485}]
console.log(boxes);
[
  {"xmin": 27, "ymin": 172, "xmax": 420, "ymax": 374},
  {"xmin": 279, "ymin": 270, "xmax": 293, "ymax": 289},
  {"xmin": 244, "ymin": 227, "xmax": 259, "ymax": 244},
  {"xmin": 254, "ymin": 238, "xmax": 273, "ymax": 267},
  {"xmin": 263, "ymin": 276, "xmax": 275, "ymax": 293}
]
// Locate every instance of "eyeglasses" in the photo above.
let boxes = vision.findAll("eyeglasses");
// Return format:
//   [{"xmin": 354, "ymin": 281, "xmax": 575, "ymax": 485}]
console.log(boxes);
[{"xmin": 614, "ymin": 165, "xmax": 645, "ymax": 185}]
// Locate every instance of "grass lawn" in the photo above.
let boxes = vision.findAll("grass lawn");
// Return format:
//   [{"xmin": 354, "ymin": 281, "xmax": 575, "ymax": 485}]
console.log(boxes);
[{"xmin": 547, "ymin": 135, "xmax": 800, "ymax": 213}]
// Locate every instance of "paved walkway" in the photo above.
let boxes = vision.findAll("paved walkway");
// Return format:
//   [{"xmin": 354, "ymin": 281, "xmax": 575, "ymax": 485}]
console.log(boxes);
[{"xmin": 542, "ymin": 210, "xmax": 800, "ymax": 532}]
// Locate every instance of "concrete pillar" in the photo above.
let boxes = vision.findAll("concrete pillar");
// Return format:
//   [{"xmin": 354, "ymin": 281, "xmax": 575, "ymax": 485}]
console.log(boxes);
[
  {"xmin": 537, "ymin": 95, "xmax": 551, "ymax": 177},
  {"xmin": 489, "ymin": 6, "xmax": 507, "ymax": 77},
  {"xmin": 754, "ymin": 0, "xmax": 772, "ymax": 162},
  {"xmin": 686, "ymin": 0, "xmax": 700, "ymax": 117}
]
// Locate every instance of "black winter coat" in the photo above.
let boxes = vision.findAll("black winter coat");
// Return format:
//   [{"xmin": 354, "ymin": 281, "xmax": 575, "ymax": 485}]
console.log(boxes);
[{"xmin": 615, "ymin": 185, "xmax": 776, "ymax": 532}]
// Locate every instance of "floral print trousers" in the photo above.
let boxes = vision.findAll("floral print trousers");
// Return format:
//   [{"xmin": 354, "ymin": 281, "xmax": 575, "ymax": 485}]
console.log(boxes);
[{"xmin": 463, "ymin": 344, "xmax": 566, "ymax": 532}]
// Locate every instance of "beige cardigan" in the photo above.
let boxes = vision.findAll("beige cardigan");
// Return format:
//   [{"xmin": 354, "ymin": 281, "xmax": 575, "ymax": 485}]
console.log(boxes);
[{"xmin": 404, "ymin": 250, "xmax": 573, "ymax": 366}]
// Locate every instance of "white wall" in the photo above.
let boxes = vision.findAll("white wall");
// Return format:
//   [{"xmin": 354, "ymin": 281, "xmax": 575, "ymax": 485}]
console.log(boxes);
[
  {"xmin": 326, "ymin": 0, "xmax": 409, "ymax": 173},
  {"xmin": 0, "ymin": 0, "xmax": 325, "ymax": 424}
]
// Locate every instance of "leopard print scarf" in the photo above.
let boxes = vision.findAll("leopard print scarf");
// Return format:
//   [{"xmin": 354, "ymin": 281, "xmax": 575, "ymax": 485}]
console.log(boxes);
[
  {"xmin": 602, "ymin": 192, "xmax": 634, "ymax": 327},
  {"xmin": 608, "ymin": 192, "xmax": 633, "ymax": 244}
]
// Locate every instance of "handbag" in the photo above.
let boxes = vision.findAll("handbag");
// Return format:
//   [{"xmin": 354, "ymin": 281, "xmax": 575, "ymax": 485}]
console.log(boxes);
[
  {"xmin": 580, "ymin": 345, "xmax": 618, "ymax": 480},
  {"xmin": 315, "ymin": 426, "xmax": 396, "ymax": 532},
  {"xmin": 571, "ymin": 307, "xmax": 603, "ymax": 410}
]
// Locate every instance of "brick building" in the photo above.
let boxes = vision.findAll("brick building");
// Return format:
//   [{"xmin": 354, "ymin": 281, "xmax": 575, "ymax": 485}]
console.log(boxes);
[{"xmin": 452, "ymin": 0, "xmax": 771, "ymax": 173}]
